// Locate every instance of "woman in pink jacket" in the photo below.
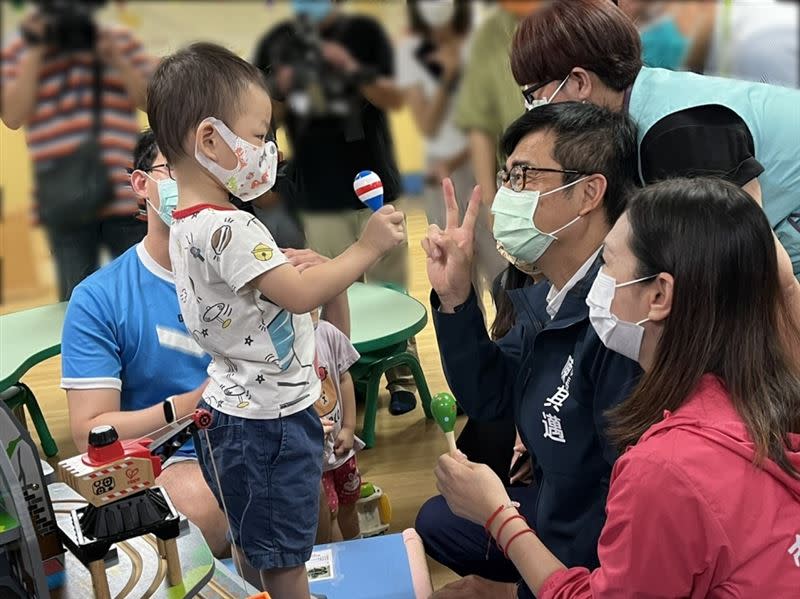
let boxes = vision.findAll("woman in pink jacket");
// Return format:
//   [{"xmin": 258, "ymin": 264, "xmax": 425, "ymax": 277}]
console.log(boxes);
[{"xmin": 434, "ymin": 177, "xmax": 800, "ymax": 598}]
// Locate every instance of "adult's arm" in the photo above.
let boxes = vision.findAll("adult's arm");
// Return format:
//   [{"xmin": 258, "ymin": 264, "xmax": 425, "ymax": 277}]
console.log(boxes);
[
  {"xmin": 61, "ymin": 284, "xmax": 207, "ymax": 452},
  {"xmin": 68, "ymin": 385, "xmax": 206, "ymax": 453},
  {"xmin": 1, "ymin": 26, "xmax": 44, "ymax": 129},
  {"xmin": 432, "ymin": 288, "xmax": 523, "ymax": 422},
  {"xmin": 282, "ymin": 247, "xmax": 351, "ymax": 337},
  {"xmin": 741, "ymin": 179, "xmax": 800, "ymax": 333},
  {"xmin": 529, "ymin": 455, "xmax": 719, "ymax": 598},
  {"xmin": 97, "ymin": 27, "xmax": 154, "ymax": 111}
]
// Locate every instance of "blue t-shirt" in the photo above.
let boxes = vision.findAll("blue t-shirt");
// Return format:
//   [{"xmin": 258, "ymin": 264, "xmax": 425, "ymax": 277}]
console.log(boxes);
[{"xmin": 61, "ymin": 243, "xmax": 210, "ymax": 457}]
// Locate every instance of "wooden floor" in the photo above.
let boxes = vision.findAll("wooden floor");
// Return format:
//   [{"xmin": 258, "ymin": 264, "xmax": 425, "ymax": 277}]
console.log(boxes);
[{"xmin": 2, "ymin": 202, "xmax": 488, "ymax": 591}]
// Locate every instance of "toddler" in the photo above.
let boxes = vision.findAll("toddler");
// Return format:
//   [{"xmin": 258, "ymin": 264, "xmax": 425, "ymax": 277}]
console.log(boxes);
[
  {"xmin": 147, "ymin": 42, "xmax": 405, "ymax": 598},
  {"xmin": 311, "ymin": 309, "xmax": 364, "ymax": 543}
]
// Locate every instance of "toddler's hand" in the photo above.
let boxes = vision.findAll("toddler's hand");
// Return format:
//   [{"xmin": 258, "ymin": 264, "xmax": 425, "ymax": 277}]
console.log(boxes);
[
  {"xmin": 334, "ymin": 428, "xmax": 355, "ymax": 456},
  {"xmin": 358, "ymin": 205, "xmax": 405, "ymax": 258},
  {"xmin": 321, "ymin": 418, "xmax": 335, "ymax": 437}
]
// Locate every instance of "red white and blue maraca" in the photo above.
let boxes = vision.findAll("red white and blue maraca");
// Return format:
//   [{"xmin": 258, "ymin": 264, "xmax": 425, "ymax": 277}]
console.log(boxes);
[{"xmin": 353, "ymin": 170, "xmax": 384, "ymax": 212}]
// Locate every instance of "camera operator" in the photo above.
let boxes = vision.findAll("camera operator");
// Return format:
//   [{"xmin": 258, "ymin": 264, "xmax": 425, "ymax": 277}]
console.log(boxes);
[
  {"xmin": 254, "ymin": 0, "xmax": 422, "ymax": 416},
  {"xmin": 1, "ymin": 1, "xmax": 155, "ymax": 300}
]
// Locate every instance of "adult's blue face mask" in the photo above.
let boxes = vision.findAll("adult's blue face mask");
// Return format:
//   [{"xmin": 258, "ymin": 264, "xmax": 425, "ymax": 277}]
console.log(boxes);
[
  {"xmin": 640, "ymin": 16, "xmax": 689, "ymax": 71},
  {"xmin": 143, "ymin": 174, "xmax": 178, "ymax": 227},
  {"xmin": 292, "ymin": 0, "xmax": 334, "ymax": 24}
]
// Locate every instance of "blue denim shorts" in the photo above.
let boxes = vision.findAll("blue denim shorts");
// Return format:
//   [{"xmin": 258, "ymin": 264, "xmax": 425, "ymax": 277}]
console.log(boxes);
[{"xmin": 195, "ymin": 401, "xmax": 323, "ymax": 569}]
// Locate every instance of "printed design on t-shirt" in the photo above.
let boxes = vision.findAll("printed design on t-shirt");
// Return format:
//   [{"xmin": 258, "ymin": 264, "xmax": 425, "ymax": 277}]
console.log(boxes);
[
  {"xmin": 251, "ymin": 242, "xmax": 274, "ymax": 262},
  {"xmin": 185, "ymin": 232, "xmax": 205, "ymax": 262},
  {"xmin": 265, "ymin": 309, "xmax": 312, "ymax": 374},
  {"xmin": 222, "ymin": 382, "xmax": 251, "ymax": 409},
  {"xmin": 188, "ymin": 277, "xmax": 203, "ymax": 303},
  {"xmin": 314, "ymin": 364, "xmax": 338, "ymax": 418},
  {"xmin": 222, "ymin": 357, "xmax": 238, "ymax": 378},
  {"xmin": 203, "ymin": 302, "xmax": 233, "ymax": 329},
  {"xmin": 210, "ymin": 219, "xmax": 234, "ymax": 260},
  {"xmin": 206, "ymin": 394, "xmax": 224, "ymax": 409}
]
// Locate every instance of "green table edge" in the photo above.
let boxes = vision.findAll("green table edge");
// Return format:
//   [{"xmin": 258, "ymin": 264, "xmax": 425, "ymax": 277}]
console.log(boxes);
[
  {"xmin": 0, "ymin": 343, "xmax": 62, "ymax": 394},
  {"xmin": 350, "ymin": 297, "xmax": 428, "ymax": 355}
]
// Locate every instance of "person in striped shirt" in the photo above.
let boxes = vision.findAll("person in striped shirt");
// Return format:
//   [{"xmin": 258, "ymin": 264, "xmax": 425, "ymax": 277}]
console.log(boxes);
[{"xmin": 1, "ymin": 6, "xmax": 155, "ymax": 300}]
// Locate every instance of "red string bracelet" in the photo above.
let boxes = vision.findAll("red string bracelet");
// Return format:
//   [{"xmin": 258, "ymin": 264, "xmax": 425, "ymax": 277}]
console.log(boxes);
[
  {"xmin": 484, "ymin": 505, "xmax": 505, "ymax": 533},
  {"xmin": 503, "ymin": 527, "xmax": 536, "ymax": 558},
  {"xmin": 484, "ymin": 501, "xmax": 521, "ymax": 534},
  {"xmin": 495, "ymin": 514, "xmax": 527, "ymax": 548}
]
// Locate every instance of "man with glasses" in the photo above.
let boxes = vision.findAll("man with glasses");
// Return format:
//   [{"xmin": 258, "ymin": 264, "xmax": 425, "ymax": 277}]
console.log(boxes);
[
  {"xmin": 61, "ymin": 130, "xmax": 230, "ymax": 557},
  {"xmin": 416, "ymin": 102, "xmax": 642, "ymax": 598}
]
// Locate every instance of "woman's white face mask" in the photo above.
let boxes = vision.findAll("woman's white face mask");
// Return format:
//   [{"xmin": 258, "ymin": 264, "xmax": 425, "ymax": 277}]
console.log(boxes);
[
  {"xmin": 417, "ymin": 0, "xmax": 457, "ymax": 29},
  {"xmin": 586, "ymin": 269, "xmax": 657, "ymax": 363}
]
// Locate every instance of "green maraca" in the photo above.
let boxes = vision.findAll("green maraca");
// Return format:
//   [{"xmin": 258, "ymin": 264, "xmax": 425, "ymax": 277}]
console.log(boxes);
[{"xmin": 431, "ymin": 392, "xmax": 458, "ymax": 454}]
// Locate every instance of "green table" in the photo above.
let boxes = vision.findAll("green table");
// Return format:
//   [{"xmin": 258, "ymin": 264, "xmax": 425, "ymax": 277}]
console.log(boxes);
[
  {"xmin": 347, "ymin": 283, "xmax": 432, "ymax": 448},
  {"xmin": 0, "ymin": 303, "xmax": 66, "ymax": 456}
]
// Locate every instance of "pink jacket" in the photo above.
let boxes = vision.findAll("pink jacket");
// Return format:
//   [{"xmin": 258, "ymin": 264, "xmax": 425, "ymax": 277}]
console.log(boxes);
[{"xmin": 540, "ymin": 375, "xmax": 800, "ymax": 598}]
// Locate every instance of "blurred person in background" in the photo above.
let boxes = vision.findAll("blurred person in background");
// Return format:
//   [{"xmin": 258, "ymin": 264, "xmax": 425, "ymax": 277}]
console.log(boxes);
[
  {"xmin": 1, "ymin": 0, "xmax": 155, "ymax": 300},
  {"xmin": 397, "ymin": 0, "xmax": 507, "ymax": 318},
  {"xmin": 511, "ymin": 0, "xmax": 800, "ymax": 292},
  {"xmin": 253, "ymin": 0, "xmax": 421, "ymax": 416},
  {"xmin": 454, "ymin": 0, "xmax": 541, "ymax": 213},
  {"xmin": 617, "ymin": 0, "xmax": 712, "ymax": 71},
  {"xmin": 701, "ymin": 0, "xmax": 799, "ymax": 87}
]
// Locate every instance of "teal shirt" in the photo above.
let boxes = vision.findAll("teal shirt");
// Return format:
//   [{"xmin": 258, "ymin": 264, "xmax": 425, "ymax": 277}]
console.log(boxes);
[{"xmin": 629, "ymin": 67, "xmax": 800, "ymax": 276}]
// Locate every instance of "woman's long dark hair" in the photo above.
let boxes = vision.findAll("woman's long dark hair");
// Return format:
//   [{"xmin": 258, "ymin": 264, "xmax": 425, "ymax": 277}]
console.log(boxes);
[
  {"xmin": 490, "ymin": 265, "xmax": 534, "ymax": 340},
  {"xmin": 607, "ymin": 178, "xmax": 800, "ymax": 477}
]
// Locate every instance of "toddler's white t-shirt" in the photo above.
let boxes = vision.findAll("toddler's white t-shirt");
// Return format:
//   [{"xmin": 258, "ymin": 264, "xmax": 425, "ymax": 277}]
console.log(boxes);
[{"xmin": 170, "ymin": 205, "xmax": 319, "ymax": 419}]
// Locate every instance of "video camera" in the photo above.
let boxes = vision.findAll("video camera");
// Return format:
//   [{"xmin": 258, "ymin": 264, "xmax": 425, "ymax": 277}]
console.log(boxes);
[
  {"xmin": 27, "ymin": 0, "xmax": 106, "ymax": 51},
  {"xmin": 274, "ymin": 15, "xmax": 365, "ymax": 140}
]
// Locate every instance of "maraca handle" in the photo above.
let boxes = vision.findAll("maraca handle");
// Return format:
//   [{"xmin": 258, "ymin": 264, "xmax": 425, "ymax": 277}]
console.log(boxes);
[{"xmin": 445, "ymin": 431, "xmax": 457, "ymax": 454}]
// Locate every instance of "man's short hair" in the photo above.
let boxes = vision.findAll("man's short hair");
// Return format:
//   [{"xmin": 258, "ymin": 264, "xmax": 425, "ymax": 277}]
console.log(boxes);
[
  {"xmin": 132, "ymin": 128, "xmax": 158, "ymax": 172},
  {"xmin": 501, "ymin": 102, "xmax": 639, "ymax": 226},
  {"xmin": 147, "ymin": 42, "xmax": 268, "ymax": 164},
  {"xmin": 510, "ymin": 0, "xmax": 642, "ymax": 91}
]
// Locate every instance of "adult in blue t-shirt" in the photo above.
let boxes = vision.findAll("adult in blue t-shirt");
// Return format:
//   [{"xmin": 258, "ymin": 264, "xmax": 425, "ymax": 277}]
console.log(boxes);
[{"xmin": 61, "ymin": 130, "xmax": 229, "ymax": 556}]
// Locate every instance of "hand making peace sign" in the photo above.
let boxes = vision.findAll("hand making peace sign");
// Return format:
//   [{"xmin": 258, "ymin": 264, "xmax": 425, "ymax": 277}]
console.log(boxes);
[{"xmin": 421, "ymin": 178, "xmax": 482, "ymax": 312}]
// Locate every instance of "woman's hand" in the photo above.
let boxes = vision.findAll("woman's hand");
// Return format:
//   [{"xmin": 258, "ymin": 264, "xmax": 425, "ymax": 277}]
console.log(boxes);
[
  {"xmin": 283, "ymin": 248, "xmax": 329, "ymax": 273},
  {"xmin": 434, "ymin": 451, "xmax": 511, "ymax": 526}
]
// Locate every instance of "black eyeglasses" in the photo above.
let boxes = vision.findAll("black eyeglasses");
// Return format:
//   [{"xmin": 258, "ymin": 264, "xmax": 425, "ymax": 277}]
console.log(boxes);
[
  {"xmin": 521, "ymin": 80, "xmax": 551, "ymax": 108},
  {"xmin": 128, "ymin": 163, "xmax": 175, "ymax": 180},
  {"xmin": 497, "ymin": 164, "xmax": 585, "ymax": 192}
]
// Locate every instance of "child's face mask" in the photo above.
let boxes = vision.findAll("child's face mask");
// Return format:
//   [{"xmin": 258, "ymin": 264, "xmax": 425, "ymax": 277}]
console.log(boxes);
[{"xmin": 195, "ymin": 116, "xmax": 278, "ymax": 202}]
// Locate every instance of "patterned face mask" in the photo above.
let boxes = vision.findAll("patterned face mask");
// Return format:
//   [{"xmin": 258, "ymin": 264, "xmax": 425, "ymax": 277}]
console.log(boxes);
[{"xmin": 194, "ymin": 117, "xmax": 278, "ymax": 202}]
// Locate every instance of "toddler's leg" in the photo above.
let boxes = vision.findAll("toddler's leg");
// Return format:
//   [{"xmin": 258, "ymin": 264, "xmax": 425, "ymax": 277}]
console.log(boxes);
[
  {"xmin": 260, "ymin": 565, "xmax": 310, "ymax": 599},
  {"xmin": 316, "ymin": 483, "xmax": 333, "ymax": 545},
  {"xmin": 337, "ymin": 503, "xmax": 360, "ymax": 540},
  {"xmin": 333, "ymin": 455, "xmax": 362, "ymax": 541}
]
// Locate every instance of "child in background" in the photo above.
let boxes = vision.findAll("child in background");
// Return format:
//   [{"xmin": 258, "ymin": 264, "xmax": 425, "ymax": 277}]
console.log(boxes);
[
  {"xmin": 311, "ymin": 308, "xmax": 364, "ymax": 543},
  {"xmin": 147, "ymin": 42, "xmax": 405, "ymax": 599}
]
